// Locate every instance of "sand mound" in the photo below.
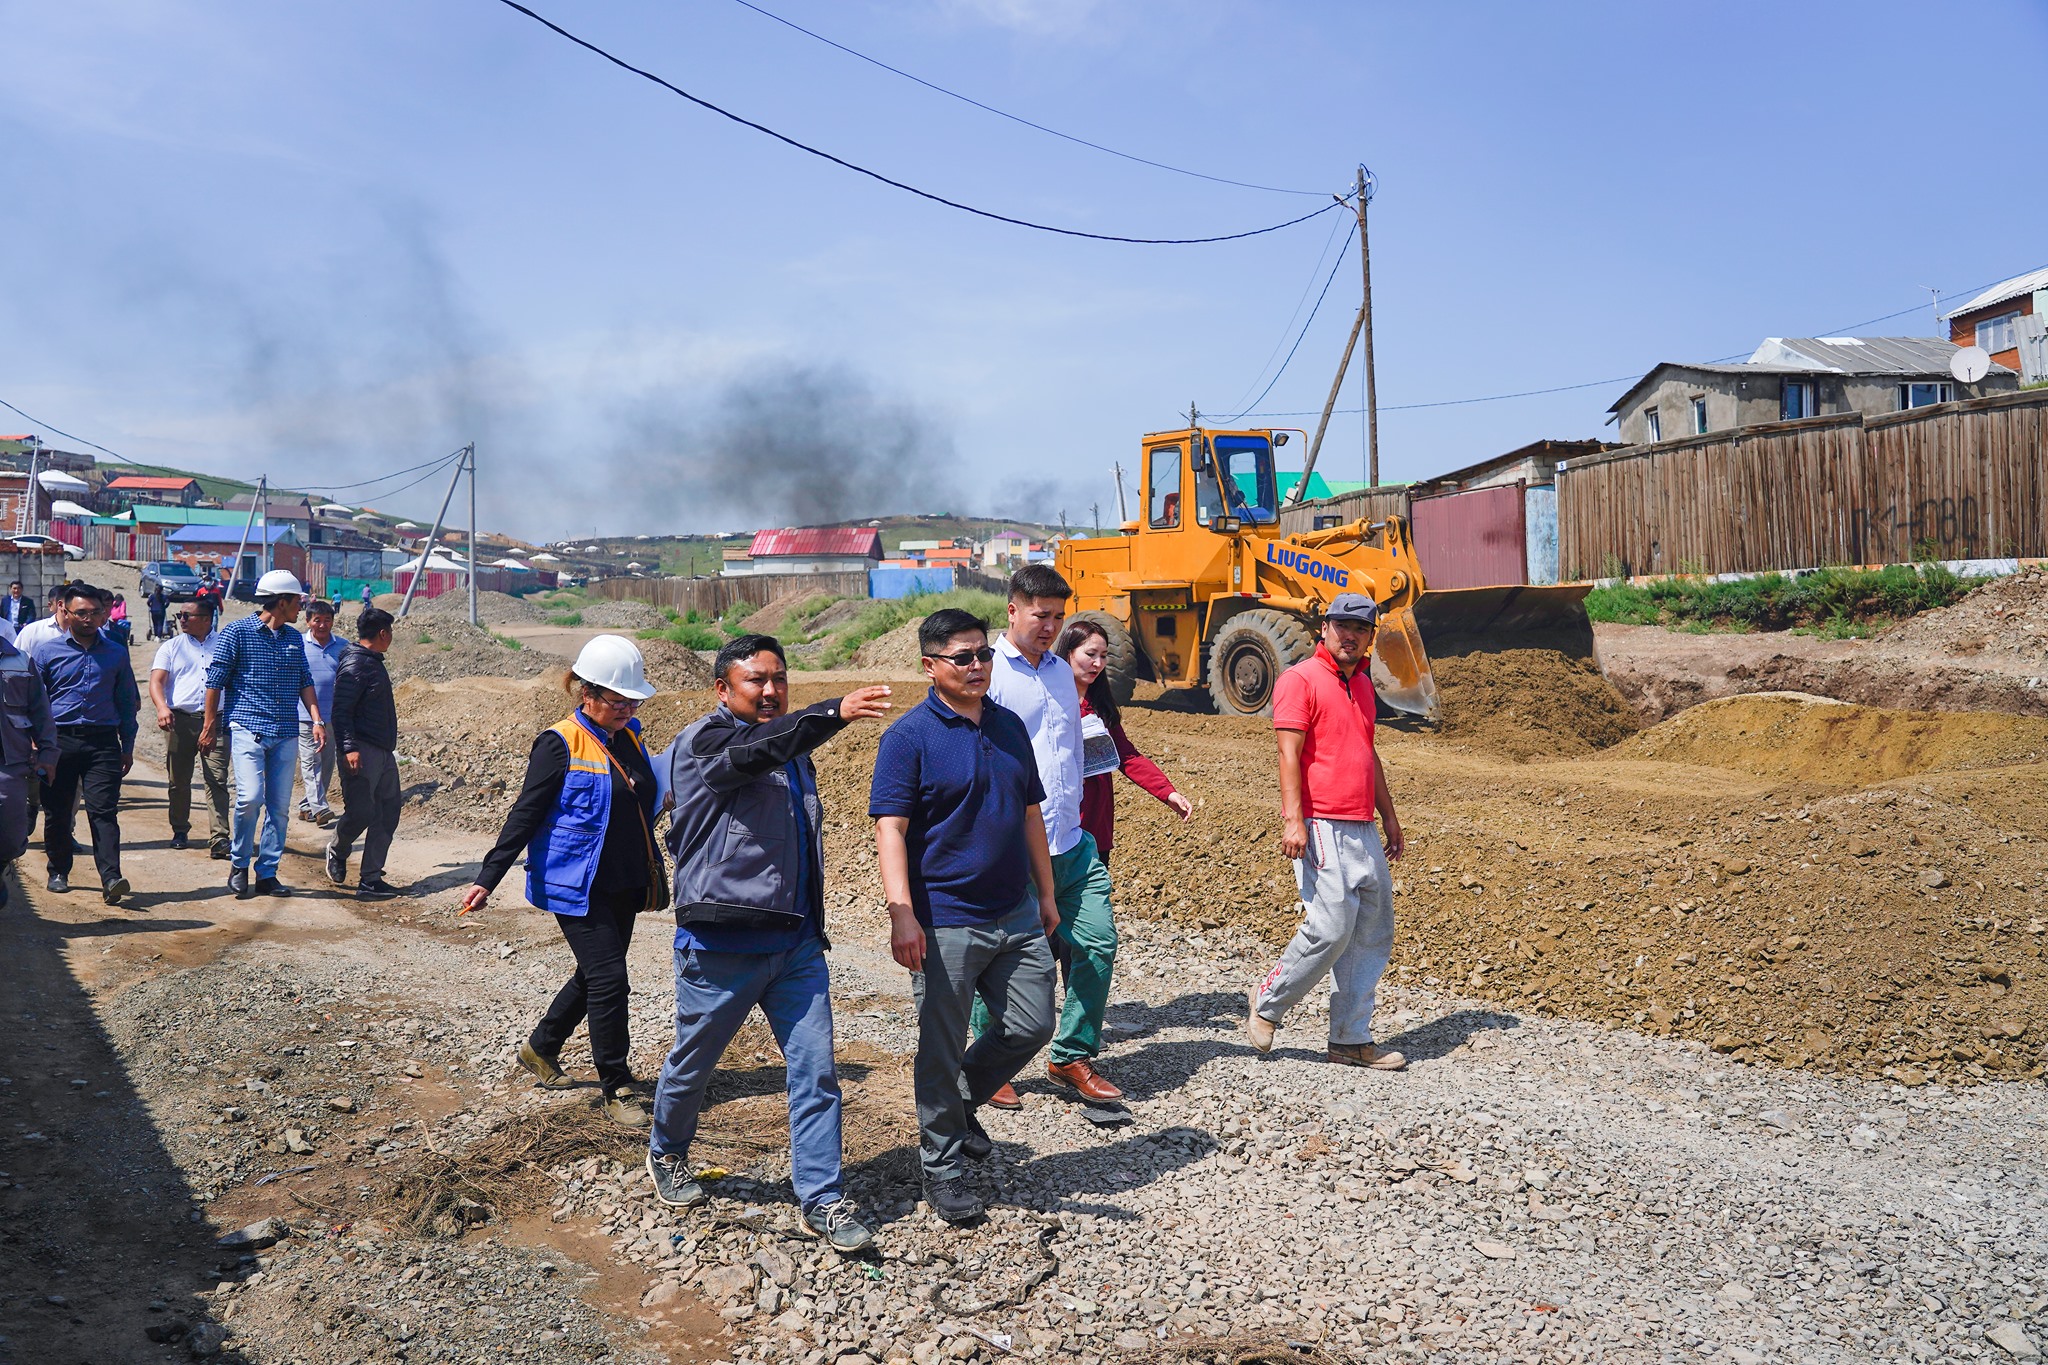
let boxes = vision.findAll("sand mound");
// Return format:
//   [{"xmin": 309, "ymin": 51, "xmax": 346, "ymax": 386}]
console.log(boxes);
[
  {"xmin": 635, "ymin": 636, "xmax": 715, "ymax": 691},
  {"xmin": 1876, "ymin": 564, "xmax": 2048, "ymax": 663},
  {"xmin": 1617, "ymin": 692, "xmax": 2048, "ymax": 786},
  {"xmin": 851, "ymin": 618, "xmax": 925, "ymax": 670},
  {"xmin": 578, "ymin": 599, "xmax": 671, "ymax": 630},
  {"xmin": 1430, "ymin": 645, "xmax": 1638, "ymax": 760},
  {"xmin": 740, "ymin": 590, "xmax": 819, "ymax": 634},
  {"xmin": 385, "ymin": 620, "xmax": 552, "ymax": 685},
  {"xmin": 373, "ymin": 590, "xmax": 538, "ymax": 625}
]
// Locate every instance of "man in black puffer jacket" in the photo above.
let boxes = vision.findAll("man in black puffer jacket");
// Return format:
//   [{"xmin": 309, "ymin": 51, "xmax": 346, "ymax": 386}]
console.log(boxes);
[{"xmin": 324, "ymin": 607, "xmax": 401, "ymax": 899}]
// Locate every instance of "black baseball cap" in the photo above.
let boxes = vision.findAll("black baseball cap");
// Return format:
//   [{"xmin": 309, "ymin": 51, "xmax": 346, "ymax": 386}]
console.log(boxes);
[{"xmin": 1323, "ymin": 592, "xmax": 1379, "ymax": 625}]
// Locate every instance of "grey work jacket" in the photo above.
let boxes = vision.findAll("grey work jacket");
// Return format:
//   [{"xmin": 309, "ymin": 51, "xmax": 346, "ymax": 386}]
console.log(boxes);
[{"xmin": 0, "ymin": 639, "xmax": 57, "ymax": 771}]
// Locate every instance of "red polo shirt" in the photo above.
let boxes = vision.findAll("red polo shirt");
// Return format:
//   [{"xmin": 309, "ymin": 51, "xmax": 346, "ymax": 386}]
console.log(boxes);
[{"xmin": 1271, "ymin": 643, "xmax": 1376, "ymax": 822}]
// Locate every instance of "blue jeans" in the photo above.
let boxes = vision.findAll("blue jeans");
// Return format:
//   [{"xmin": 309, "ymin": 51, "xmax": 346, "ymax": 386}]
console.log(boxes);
[
  {"xmin": 649, "ymin": 934, "xmax": 843, "ymax": 1213},
  {"xmin": 229, "ymin": 723, "xmax": 297, "ymax": 878}
]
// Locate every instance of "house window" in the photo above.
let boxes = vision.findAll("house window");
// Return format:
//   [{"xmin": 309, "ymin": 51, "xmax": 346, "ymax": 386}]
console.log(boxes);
[
  {"xmin": 1975, "ymin": 311, "xmax": 2021, "ymax": 354},
  {"xmin": 1644, "ymin": 407, "xmax": 1662, "ymax": 442},
  {"xmin": 1147, "ymin": 445, "xmax": 1182, "ymax": 529},
  {"xmin": 1691, "ymin": 397, "xmax": 1709, "ymax": 435},
  {"xmin": 1781, "ymin": 381, "xmax": 1815, "ymax": 421},
  {"xmin": 1898, "ymin": 382, "xmax": 1953, "ymax": 410}
]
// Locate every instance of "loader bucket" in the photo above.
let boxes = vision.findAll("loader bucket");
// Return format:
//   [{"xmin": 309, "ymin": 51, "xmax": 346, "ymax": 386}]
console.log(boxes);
[
  {"xmin": 1371, "ymin": 607, "xmax": 1440, "ymax": 720},
  {"xmin": 1411, "ymin": 584, "xmax": 1597, "ymax": 658}
]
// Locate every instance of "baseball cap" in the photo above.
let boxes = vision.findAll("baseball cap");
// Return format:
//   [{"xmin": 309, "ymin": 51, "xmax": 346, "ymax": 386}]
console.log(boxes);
[{"xmin": 1323, "ymin": 592, "xmax": 1379, "ymax": 625}]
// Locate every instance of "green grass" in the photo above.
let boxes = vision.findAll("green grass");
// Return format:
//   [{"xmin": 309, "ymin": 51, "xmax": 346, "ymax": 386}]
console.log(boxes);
[
  {"xmin": 416, "ymin": 630, "xmax": 434, "ymax": 644},
  {"xmin": 805, "ymin": 589, "xmax": 1006, "ymax": 670},
  {"xmin": 1584, "ymin": 563, "xmax": 1969, "ymax": 634},
  {"xmin": 643, "ymin": 620, "xmax": 725, "ymax": 650},
  {"xmin": 544, "ymin": 611, "xmax": 583, "ymax": 626},
  {"xmin": 491, "ymin": 632, "xmax": 525, "ymax": 651}
]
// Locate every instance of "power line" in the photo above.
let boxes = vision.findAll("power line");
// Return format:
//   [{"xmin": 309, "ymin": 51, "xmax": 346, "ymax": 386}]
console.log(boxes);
[
  {"xmin": 490, "ymin": 0, "xmax": 1348, "ymax": 245},
  {"xmin": 722, "ymin": 0, "xmax": 1324, "ymax": 197},
  {"xmin": 1220, "ymin": 210, "xmax": 1351, "ymax": 415},
  {"xmin": 1219, "ymin": 224, "xmax": 1355, "ymax": 422},
  {"xmin": 295, "ymin": 448, "xmax": 469, "ymax": 493},
  {"xmin": 0, "ymin": 397, "xmax": 131, "ymax": 461}
]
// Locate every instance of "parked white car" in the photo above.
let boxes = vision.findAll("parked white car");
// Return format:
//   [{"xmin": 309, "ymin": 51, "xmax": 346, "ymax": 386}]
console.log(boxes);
[{"xmin": 10, "ymin": 535, "xmax": 87, "ymax": 562}]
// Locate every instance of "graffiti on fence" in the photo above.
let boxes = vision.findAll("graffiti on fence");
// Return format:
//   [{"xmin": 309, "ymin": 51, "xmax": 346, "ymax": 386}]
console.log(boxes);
[{"xmin": 1848, "ymin": 496, "xmax": 1981, "ymax": 561}]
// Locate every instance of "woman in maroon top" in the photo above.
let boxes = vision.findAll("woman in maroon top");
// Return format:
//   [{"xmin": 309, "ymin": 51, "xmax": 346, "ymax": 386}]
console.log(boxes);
[{"xmin": 1056, "ymin": 620, "xmax": 1192, "ymax": 860}]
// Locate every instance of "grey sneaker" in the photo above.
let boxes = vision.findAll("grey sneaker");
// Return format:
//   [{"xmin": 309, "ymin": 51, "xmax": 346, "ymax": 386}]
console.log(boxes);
[
  {"xmin": 646, "ymin": 1151, "xmax": 706, "ymax": 1208},
  {"xmin": 801, "ymin": 1198, "xmax": 875, "ymax": 1254},
  {"xmin": 922, "ymin": 1177, "xmax": 983, "ymax": 1225}
]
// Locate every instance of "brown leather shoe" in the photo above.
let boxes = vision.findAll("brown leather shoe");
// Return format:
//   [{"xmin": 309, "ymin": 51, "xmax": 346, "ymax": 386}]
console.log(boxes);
[
  {"xmin": 1326, "ymin": 1042, "xmax": 1407, "ymax": 1071},
  {"xmin": 1046, "ymin": 1059, "xmax": 1123, "ymax": 1102},
  {"xmin": 986, "ymin": 1083, "xmax": 1023, "ymax": 1110}
]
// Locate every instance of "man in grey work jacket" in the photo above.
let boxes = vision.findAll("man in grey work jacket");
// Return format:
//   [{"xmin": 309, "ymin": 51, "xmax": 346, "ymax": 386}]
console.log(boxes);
[
  {"xmin": 643, "ymin": 633, "xmax": 892, "ymax": 1255},
  {"xmin": 0, "ymin": 633, "xmax": 57, "ymax": 907}
]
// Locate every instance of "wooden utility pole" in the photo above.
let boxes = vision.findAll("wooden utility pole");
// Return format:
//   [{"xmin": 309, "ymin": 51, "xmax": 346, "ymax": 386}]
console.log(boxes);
[
  {"xmin": 466, "ymin": 443, "xmax": 479, "ymax": 628},
  {"xmin": 1359, "ymin": 169, "xmax": 1379, "ymax": 487},
  {"xmin": 1292, "ymin": 166, "xmax": 1376, "ymax": 504},
  {"xmin": 1111, "ymin": 461, "xmax": 1129, "ymax": 523}
]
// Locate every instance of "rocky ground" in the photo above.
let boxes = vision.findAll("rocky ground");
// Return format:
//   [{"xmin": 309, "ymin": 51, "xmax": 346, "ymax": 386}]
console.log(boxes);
[{"xmin": 4, "ymin": 572, "xmax": 2047, "ymax": 1364}]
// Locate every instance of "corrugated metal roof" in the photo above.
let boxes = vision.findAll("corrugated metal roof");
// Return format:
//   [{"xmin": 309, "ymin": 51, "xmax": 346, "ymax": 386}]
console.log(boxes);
[
  {"xmin": 1943, "ymin": 267, "xmax": 2048, "ymax": 321},
  {"xmin": 748, "ymin": 527, "xmax": 883, "ymax": 558},
  {"xmin": 105, "ymin": 475, "xmax": 199, "ymax": 490},
  {"xmin": 1748, "ymin": 336, "xmax": 1977, "ymax": 375}
]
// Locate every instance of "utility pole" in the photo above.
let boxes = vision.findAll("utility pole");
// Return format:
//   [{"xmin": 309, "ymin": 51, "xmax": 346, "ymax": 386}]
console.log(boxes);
[
  {"xmin": 1111, "ymin": 461, "xmax": 1129, "ymax": 523},
  {"xmin": 1292, "ymin": 165, "xmax": 1377, "ymax": 504},
  {"xmin": 1359, "ymin": 166, "xmax": 1379, "ymax": 487},
  {"xmin": 19, "ymin": 436, "xmax": 40, "ymax": 536},
  {"xmin": 1090, "ymin": 502, "xmax": 1100, "ymax": 537},
  {"xmin": 464, "ymin": 444, "xmax": 475, "ymax": 630},
  {"xmin": 259, "ymin": 477, "xmax": 271, "ymax": 575},
  {"xmin": 398, "ymin": 447, "xmax": 469, "ymax": 620},
  {"xmin": 226, "ymin": 476, "xmax": 263, "ymax": 597}
]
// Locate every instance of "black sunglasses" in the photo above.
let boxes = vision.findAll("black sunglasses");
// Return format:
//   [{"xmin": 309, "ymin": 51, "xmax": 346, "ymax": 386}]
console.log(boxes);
[{"xmin": 923, "ymin": 646, "xmax": 996, "ymax": 667}]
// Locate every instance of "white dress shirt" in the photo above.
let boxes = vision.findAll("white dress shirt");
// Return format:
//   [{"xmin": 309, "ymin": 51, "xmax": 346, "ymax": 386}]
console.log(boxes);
[
  {"xmin": 15, "ymin": 616, "xmax": 61, "ymax": 657},
  {"xmin": 986, "ymin": 631, "xmax": 1085, "ymax": 857},
  {"xmin": 151, "ymin": 629, "xmax": 218, "ymax": 713}
]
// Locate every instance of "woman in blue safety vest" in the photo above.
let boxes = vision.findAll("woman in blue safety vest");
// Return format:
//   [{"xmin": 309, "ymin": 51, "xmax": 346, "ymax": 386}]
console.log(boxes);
[{"xmin": 461, "ymin": 635, "xmax": 666, "ymax": 1129}]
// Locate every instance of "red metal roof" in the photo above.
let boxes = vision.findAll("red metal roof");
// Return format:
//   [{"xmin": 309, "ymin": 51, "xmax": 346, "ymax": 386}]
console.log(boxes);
[
  {"xmin": 747, "ymin": 527, "xmax": 883, "ymax": 558},
  {"xmin": 105, "ymin": 475, "xmax": 199, "ymax": 491}
]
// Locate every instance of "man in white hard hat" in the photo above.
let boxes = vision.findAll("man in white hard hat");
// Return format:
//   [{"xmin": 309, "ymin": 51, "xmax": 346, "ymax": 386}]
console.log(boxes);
[{"xmin": 202, "ymin": 570, "xmax": 326, "ymax": 899}]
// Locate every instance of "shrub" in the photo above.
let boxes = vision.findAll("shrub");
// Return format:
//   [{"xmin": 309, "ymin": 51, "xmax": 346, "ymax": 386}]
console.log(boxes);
[
  {"xmin": 807, "ymin": 589, "xmax": 1005, "ymax": 670},
  {"xmin": 1583, "ymin": 564, "xmax": 1971, "ymax": 633}
]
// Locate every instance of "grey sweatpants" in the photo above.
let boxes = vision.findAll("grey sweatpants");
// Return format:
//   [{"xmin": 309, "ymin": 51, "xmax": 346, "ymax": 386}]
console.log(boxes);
[
  {"xmin": 911, "ymin": 898, "xmax": 1057, "ymax": 1182},
  {"xmin": 1253, "ymin": 817, "xmax": 1395, "ymax": 1047},
  {"xmin": 298, "ymin": 720, "xmax": 337, "ymax": 817}
]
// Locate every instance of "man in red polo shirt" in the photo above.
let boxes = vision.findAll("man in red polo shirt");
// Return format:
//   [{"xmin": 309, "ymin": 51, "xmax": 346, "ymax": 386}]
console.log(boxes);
[{"xmin": 1243, "ymin": 591, "xmax": 1409, "ymax": 1070}]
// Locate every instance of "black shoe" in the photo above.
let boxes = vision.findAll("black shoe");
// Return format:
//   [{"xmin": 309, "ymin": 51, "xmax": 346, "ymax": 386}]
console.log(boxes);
[
  {"xmin": 922, "ymin": 1176, "xmax": 984, "ymax": 1225},
  {"xmin": 102, "ymin": 877, "xmax": 130, "ymax": 907},
  {"xmin": 170, "ymin": 834, "xmax": 190, "ymax": 851},
  {"xmin": 357, "ymin": 878, "xmax": 397, "ymax": 901},
  {"xmin": 0, "ymin": 874, "xmax": 10, "ymax": 910},
  {"xmin": 46, "ymin": 873, "xmax": 68, "ymax": 894},
  {"xmin": 228, "ymin": 867, "xmax": 250, "ymax": 899},
  {"xmin": 254, "ymin": 877, "xmax": 289, "ymax": 898},
  {"xmin": 324, "ymin": 847, "xmax": 347, "ymax": 886},
  {"xmin": 210, "ymin": 843, "xmax": 230, "ymax": 861},
  {"xmin": 962, "ymin": 1106, "xmax": 994, "ymax": 1161}
]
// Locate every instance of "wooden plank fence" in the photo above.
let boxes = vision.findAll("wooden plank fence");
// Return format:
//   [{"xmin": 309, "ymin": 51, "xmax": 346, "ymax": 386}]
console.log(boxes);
[
  {"xmin": 593, "ymin": 572, "xmax": 873, "ymax": 617},
  {"xmin": 1276, "ymin": 485, "xmax": 1414, "ymax": 536},
  {"xmin": 1558, "ymin": 388, "xmax": 2048, "ymax": 579}
]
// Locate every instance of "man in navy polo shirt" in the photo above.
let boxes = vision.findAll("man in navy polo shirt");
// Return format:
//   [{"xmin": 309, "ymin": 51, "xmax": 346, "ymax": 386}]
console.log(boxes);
[{"xmin": 871, "ymin": 608, "xmax": 1059, "ymax": 1225}]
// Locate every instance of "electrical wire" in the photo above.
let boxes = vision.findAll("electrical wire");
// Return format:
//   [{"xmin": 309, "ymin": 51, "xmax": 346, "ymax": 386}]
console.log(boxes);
[
  {"xmin": 490, "ymin": 0, "xmax": 1348, "ymax": 245},
  {"xmin": 1228, "ymin": 266, "xmax": 2048, "ymax": 420},
  {"xmin": 1219, "ymin": 209, "xmax": 1351, "ymax": 416},
  {"xmin": 722, "ymin": 0, "xmax": 1324, "ymax": 197},
  {"xmin": 0, "ymin": 397, "xmax": 130, "ymax": 461},
  {"xmin": 294, "ymin": 448, "xmax": 468, "ymax": 493},
  {"xmin": 347, "ymin": 456, "xmax": 469, "ymax": 507},
  {"xmin": 1217, "ymin": 224, "xmax": 1354, "ymax": 422}
]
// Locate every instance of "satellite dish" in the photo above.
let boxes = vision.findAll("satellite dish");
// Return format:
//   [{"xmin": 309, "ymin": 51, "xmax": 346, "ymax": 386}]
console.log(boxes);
[{"xmin": 1951, "ymin": 345, "xmax": 1991, "ymax": 383}]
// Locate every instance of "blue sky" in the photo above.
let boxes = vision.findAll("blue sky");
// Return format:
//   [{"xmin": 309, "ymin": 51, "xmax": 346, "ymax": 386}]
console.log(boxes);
[{"xmin": 4, "ymin": 0, "xmax": 2044, "ymax": 540}]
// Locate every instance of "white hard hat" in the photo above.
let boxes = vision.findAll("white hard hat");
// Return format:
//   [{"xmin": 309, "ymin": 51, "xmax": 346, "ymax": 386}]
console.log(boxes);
[
  {"xmin": 571, "ymin": 634, "xmax": 656, "ymax": 700},
  {"xmin": 256, "ymin": 569, "xmax": 305, "ymax": 597}
]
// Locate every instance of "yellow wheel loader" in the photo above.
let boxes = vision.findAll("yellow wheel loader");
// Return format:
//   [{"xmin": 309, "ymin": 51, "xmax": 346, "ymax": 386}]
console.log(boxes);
[{"xmin": 1056, "ymin": 424, "xmax": 1442, "ymax": 719}]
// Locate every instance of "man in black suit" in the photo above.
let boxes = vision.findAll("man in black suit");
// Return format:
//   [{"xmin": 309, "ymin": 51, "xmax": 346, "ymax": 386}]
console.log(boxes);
[{"xmin": 1, "ymin": 581, "xmax": 36, "ymax": 632}]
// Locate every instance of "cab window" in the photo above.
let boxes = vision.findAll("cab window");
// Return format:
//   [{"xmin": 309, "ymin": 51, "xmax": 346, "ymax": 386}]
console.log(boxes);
[
  {"xmin": 1148, "ymin": 445, "xmax": 1182, "ymax": 528},
  {"xmin": 1210, "ymin": 435, "xmax": 1279, "ymax": 525}
]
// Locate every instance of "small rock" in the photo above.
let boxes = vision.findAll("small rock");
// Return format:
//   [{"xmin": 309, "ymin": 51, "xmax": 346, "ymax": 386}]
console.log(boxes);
[
  {"xmin": 1919, "ymin": 869, "xmax": 1950, "ymax": 889},
  {"xmin": 1988, "ymin": 1323, "xmax": 2040, "ymax": 1359},
  {"xmin": 1716, "ymin": 1281, "xmax": 1757, "ymax": 1303},
  {"xmin": 1721, "ymin": 858, "xmax": 1751, "ymax": 877},
  {"xmin": 640, "ymin": 1281, "xmax": 682, "ymax": 1309},
  {"xmin": 186, "ymin": 1321, "xmax": 228, "ymax": 1357},
  {"xmin": 325, "ymin": 1096, "xmax": 355, "ymax": 1113},
  {"xmin": 698, "ymin": 1263, "xmax": 756, "ymax": 1303},
  {"xmin": 771, "ymin": 1308, "xmax": 807, "ymax": 1333},
  {"xmin": 1114, "ymin": 1332, "xmax": 1151, "ymax": 1352},
  {"xmin": 215, "ymin": 1218, "xmax": 286, "ymax": 1252},
  {"xmin": 755, "ymin": 1245, "xmax": 795, "ymax": 1287},
  {"xmin": 1473, "ymin": 1240, "xmax": 1516, "ymax": 1260},
  {"xmin": 1711, "ymin": 1035, "xmax": 1751, "ymax": 1054},
  {"xmin": 282, "ymin": 1129, "xmax": 314, "ymax": 1155}
]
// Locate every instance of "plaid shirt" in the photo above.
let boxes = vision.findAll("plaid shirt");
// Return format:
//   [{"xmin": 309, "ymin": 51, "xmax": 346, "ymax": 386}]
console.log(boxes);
[{"xmin": 205, "ymin": 614, "xmax": 314, "ymax": 741}]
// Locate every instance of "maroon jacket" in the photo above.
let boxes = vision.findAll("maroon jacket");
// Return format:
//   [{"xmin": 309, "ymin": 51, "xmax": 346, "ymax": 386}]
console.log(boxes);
[{"xmin": 1077, "ymin": 695, "xmax": 1179, "ymax": 857}]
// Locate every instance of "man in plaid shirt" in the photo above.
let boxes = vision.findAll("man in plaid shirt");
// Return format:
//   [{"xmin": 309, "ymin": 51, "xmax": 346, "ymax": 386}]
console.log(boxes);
[{"xmin": 201, "ymin": 571, "xmax": 325, "ymax": 899}]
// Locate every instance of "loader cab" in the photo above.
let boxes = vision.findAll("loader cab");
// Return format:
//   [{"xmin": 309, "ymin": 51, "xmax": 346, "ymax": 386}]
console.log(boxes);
[{"xmin": 1145, "ymin": 431, "xmax": 1280, "ymax": 537}]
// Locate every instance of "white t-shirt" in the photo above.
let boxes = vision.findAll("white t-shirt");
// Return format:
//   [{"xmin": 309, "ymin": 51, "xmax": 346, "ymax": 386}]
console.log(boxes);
[{"xmin": 151, "ymin": 630, "xmax": 218, "ymax": 712}]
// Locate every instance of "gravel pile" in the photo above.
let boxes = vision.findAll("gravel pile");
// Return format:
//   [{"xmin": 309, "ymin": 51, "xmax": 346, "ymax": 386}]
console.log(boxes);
[
  {"xmin": 373, "ymin": 589, "xmax": 541, "ymax": 626},
  {"xmin": 1879, "ymin": 564, "xmax": 2048, "ymax": 664},
  {"xmin": 384, "ymin": 619, "xmax": 553, "ymax": 685},
  {"xmin": 581, "ymin": 599, "xmax": 675, "ymax": 630}
]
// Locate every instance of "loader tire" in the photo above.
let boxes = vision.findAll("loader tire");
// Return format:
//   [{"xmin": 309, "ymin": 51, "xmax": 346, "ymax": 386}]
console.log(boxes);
[
  {"xmin": 1206, "ymin": 609, "xmax": 1314, "ymax": 718},
  {"xmin": 1067, "ymin": 611, "xmax": 1140, "ymax": 706}
]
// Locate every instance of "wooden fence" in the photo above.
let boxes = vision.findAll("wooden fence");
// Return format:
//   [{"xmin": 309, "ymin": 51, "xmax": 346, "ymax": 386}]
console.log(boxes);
[
  {"xmin": 1558, "ymin": 387, "xmax": 2048, "ymax": 579},
  {"xmin": 593, "ymin": 571, "xmax": 873, "ymax": 617},
  {"xmin": 1276, "ymin": 485, "xmax": 1413, "ymax": 537}
]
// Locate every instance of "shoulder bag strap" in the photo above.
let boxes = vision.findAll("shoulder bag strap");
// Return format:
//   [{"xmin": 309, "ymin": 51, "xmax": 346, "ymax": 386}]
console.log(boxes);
[{"xmin": 597, "ymin": 740, "xmax": 668, "ymax": 912}]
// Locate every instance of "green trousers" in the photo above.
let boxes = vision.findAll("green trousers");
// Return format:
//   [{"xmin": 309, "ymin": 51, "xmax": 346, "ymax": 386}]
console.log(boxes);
[{"xmin": 973, "ymin": 831, "xmax": 1117, "ymax": 1066}]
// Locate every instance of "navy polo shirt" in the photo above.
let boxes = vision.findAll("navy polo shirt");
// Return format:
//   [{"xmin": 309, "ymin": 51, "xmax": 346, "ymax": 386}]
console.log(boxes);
[{"xmin": 869, "ymin": 689, "xmax": 1044, "ymax": 927}]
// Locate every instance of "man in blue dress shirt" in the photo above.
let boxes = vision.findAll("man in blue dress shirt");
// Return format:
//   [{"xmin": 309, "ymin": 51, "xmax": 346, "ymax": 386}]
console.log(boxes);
[{"xmin": 30, "ymin": 582, "xmax": 139, "ymax": 905}]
